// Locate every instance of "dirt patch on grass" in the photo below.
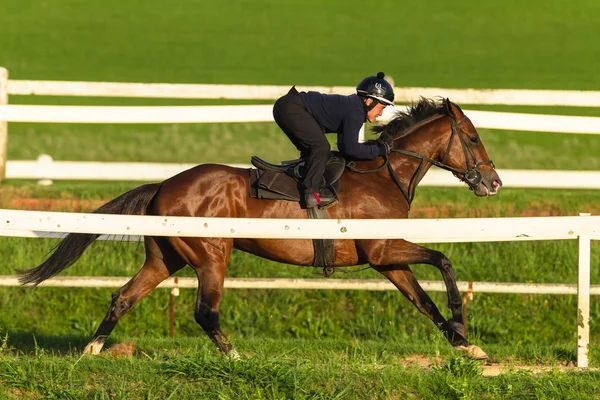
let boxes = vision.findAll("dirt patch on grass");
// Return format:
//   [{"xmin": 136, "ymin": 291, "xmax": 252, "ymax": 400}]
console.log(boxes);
[
  {"xmin": 0, "ymin": 187, "xmax": 36, "ymax": 202},
  {"xmin": 478, "ymin": 363, "xmax": 586, "ymax": 376},
  {"xmin": 7, "ymin": 388, "xmax": 43, "ymax": 399},
  {"xmin": 106, "ymin": 341, "xmax": 136, "ymax": 359},
  {"xmin": 5, "ymin": 198, "xmax": 106, "ymax": 212},
  {"xmin": 399, "ymin": 354, "xmax": 587, "ymax": 376}
]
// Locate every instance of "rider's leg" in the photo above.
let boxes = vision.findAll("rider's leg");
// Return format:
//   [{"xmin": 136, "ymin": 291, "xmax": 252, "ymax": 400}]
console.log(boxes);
[
  {"xmin": 302, "ymin": 142, "xmax": 337, "ymax": 209},
  {"xmin": 272, "ymin": 87, "xmax": 337, "ymax": 208},
  {"xmin": 273, "ymin": 86, "xmax": 310, "ymax": 154}
]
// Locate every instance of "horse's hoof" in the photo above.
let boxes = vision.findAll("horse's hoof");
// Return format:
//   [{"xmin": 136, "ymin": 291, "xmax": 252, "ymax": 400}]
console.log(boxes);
[
  {"xmin": 447, "ymin": 320, "xmax": 466, "ymax": 338},
  {"xmin": 83, "ymin": 343, "xmax": 102, "ymax": 355},
  {"xmin": 455, "ymin": 344, "xmax": 488, "ymax": 360},
  {"xmin": 228, "ymin": 349, "xmax": 241, "ymax": 360}
]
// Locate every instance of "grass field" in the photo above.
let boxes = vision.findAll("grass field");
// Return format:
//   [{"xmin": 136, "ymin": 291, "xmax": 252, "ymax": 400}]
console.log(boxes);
[
  {"xmin": 3, "ymin": 337, "xmax": 600, "ymax": 399},
  {"xmin": 2, "ymin": 1, "xmax": 600, "ymax": 398},
  {"xmin": 2, "ymin": 0, "xmax": 600, "ymax": 89}
]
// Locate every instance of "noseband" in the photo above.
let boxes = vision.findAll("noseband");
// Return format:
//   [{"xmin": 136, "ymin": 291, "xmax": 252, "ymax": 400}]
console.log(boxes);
[{"xmin": 347, "ymin": 115, "xmax": 495, "ymax": 207}]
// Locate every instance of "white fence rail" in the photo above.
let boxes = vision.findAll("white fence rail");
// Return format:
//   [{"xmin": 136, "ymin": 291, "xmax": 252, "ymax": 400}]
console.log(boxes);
[
  {"xmin": 8, "ymin": 78, "xmax": 600, "ymax": 107},
  {"xmin": 2, "ymin": 276, "xmax": 600, "ymax": 295},
  {"xmin": 7, "ymin": 156, "xmax": 600, "ymax": 190},
  {"xmin": 2, "ymin": 104, "xmax": 600, "ymax": 135},
  {"xmin": 0, "ymin": 209, "xmax": 598, "ymax": 366},
  {"xmin": 2, "ymin": 69, "xmax": 600, "ymax": 184},
  {"xmin": 1, "ymin": 210, "xmax": 598, "ymax": 241}
]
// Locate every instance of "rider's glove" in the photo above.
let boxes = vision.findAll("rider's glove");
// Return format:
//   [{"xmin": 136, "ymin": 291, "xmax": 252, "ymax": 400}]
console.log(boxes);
[{"xmin": 377, "ymin": 140, "xmax": 391, "ymax": 156}]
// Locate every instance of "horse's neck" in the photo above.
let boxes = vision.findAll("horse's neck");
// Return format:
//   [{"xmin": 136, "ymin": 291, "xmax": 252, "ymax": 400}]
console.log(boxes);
[{"xmin": 388, "ymin": 116, "xmax": 448, "ymax": 195}]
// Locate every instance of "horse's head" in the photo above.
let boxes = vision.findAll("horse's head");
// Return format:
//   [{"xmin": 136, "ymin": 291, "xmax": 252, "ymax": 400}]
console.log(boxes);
[
  {"xmin": 373, "ymin": 97, "xmax": 502, "ymax": 199},
  {"xmin": 439, "ymin": 99, "xmax": 502, "ymax": 196}
]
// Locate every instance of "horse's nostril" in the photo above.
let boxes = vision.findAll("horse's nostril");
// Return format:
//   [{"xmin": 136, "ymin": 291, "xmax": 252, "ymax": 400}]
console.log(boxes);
[{"xmin": 493, "ymin": 180, "xmax": 501, "ymax": 188}]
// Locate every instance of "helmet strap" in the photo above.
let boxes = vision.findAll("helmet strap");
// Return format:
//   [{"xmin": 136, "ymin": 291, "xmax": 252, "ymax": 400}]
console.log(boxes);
[{"xmin": 363, "ymin": 97, "xmax": 380, "ymax": 113}]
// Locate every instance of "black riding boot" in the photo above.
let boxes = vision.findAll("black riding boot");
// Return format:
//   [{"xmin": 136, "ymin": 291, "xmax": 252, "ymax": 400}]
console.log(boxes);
[{"xmin": 304, "ymin": 188, "xmax": 338, "ymax": 209}]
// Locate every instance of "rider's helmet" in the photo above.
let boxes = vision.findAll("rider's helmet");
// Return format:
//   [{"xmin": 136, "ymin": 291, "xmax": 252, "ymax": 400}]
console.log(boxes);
[{"xmin": 356, "ymin": 72, "xmax": 395, "ymax": 106}]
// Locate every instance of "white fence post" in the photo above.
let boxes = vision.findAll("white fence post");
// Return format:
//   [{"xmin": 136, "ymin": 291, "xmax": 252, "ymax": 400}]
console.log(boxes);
[
  {"xmin": 36, "ymin": 153, "xmax": 54, "ymax": 186},
  {"xmin": 577, "ymin": 213, "xmax": 592, "ymax": 368},
  {"xmin": 0, "ymin": 67, "xmax": 8, "ymax": 181}
]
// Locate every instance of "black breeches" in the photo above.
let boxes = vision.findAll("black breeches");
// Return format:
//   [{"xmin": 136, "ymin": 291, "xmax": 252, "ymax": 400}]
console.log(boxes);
[{"xmin": 273, "ymin": 86, "xmax": 331, "ymax": 192}]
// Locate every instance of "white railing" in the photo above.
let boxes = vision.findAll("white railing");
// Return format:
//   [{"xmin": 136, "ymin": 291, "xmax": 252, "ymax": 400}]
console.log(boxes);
[
  {"xmin": 7, "ymin": 156, "xmax": 600, "ymax": 190},
  {"xmin": 3, "ymin": 275, "xmax": 600, "ymax": 295},
  {"xmin": 3, "ymin": 104, "xmax": 600, "ymax": 134},
  {"xmin": 2, "ymin": 210, "xmax": 598, "ymax": 240},
  {"xmin": 8, "ymin": 78, "xmax": 600, "ymax": 107},
  {"xmin": 1, "ymin": 68, "xmax": 600, "ymax": 184},
  {"xmin": 0, "ymin": 209, "xmax": 597, "ymax": 367},
  {"xmin": 3, "ymin": 102, "xmax": 600, "ymax": 187}
]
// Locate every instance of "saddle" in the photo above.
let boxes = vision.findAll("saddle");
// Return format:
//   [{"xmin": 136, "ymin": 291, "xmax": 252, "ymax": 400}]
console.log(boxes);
[
  {"xmin": 248, "ymin": 153, "xmax": 346, "ymax": 203},
  {"xmin": 248, "ymin": 153, "xmax": 346, "ymax": 274}
]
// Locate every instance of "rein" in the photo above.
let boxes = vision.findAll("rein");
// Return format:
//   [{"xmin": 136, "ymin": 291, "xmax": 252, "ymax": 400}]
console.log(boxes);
[{"xmin": 347, "ymin": 115, "xmax": 494, "ymax": 207}]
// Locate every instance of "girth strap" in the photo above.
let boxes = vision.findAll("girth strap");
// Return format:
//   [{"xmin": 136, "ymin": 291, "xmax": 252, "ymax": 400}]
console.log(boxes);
[{"xmin": 307, "ymin": 207, "xmax": 335, "ymax": 275}]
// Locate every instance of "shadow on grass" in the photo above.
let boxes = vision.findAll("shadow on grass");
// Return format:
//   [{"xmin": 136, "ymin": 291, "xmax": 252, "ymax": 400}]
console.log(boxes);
[
  {"xmin": 550, "ymin": 347, "xmax": 577, "ymax": 365},
  {"xmin": 1, "ymin": 330, "xmax": 117, "ymax": 355}
]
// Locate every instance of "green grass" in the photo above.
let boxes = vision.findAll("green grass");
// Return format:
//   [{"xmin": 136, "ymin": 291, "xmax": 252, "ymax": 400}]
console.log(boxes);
[
  {"xmin": 1, "ymin": 336, "xmax": 599, "ymax": 399},
  {"xmin": 1, "ymin": 1, "xmax": 600, "ymax": 90}
]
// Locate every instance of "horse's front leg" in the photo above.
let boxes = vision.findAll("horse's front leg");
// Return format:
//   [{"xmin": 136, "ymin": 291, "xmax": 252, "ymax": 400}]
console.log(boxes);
[
  {"xmin": 361, "ymin": 239, "xmax": 463, "ymax": 328},
  {"xmin": 372, "ymin": 263, "xmax": 487, "ymax": 359},
  {"xmin": 359, "ymin": 239, "xmax": 488, "ymax": 359}
]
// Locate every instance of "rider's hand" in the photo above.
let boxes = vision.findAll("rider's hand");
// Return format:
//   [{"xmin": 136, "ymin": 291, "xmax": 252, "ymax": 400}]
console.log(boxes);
[{"xmin": 377, "ymin": 140, "xmax": 391, "ymax": 156}]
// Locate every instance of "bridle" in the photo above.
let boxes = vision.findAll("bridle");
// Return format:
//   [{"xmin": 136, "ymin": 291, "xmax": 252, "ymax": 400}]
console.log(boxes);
[{"xmin": 347, "ymin": 115, "xmax": 495, "ymax": 207}]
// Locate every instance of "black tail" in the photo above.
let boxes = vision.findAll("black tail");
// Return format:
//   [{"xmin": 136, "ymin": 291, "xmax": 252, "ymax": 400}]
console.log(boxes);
[{"xmin": 17, "ymin": 183, "xmax": 161, "ymax": 286}]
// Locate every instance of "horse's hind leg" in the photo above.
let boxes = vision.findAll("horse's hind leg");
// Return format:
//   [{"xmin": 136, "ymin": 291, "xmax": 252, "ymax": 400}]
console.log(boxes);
[
  {"xmin": 193, "ymin": 267, "xmax": 235, "ymax": 356},
  {"xmin": 373, "ymin": 264, "xmax": 488, "ymax": 360},
  {"xmin": 84, "ymin": 238, "xmax": 185, "ymax": 354},
  {"xmin": 182, "ymin": 238, "xmax": 236, "ymax": 356}
]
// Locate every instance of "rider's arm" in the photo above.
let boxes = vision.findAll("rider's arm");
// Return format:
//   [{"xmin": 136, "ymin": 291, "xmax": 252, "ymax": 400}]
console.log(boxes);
[{"xmin": 337, "ymin": 114, "xmax": 385, "ymax": 160}]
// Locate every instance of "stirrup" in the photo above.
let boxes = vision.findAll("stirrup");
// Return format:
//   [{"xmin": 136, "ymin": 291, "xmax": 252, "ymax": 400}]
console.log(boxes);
[
  {"xmin": 318, "ymin": 198, "xmax": 338, "ymax": 209},
  {"xmin": 304, "ymin": 191, "xmax": 338, "ymax": 209}
]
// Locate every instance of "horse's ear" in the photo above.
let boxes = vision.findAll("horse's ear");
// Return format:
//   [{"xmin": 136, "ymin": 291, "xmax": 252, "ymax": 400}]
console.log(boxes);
[
  {"xmin": 444, "ymin": 98, "xmax": 452, "ymax": 114},
  {"xmin": 445, "ymin": 98, "xmax": 463, "ymax": 120}
]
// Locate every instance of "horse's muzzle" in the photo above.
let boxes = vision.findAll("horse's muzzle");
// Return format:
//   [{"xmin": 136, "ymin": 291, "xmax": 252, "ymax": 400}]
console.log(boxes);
[{"xmin": 473, "ymin": 168, "xmax": 502, "ymax": 197}]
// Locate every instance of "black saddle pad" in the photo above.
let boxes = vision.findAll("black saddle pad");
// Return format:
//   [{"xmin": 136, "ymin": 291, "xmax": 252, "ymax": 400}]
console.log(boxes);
[
  {"xmin": 248, "ymin": 153, "xmax": 345, "ymax": 202},
  {"xmin": 249, "ymin": 169, "xmax": 339, "ymax": 202}
]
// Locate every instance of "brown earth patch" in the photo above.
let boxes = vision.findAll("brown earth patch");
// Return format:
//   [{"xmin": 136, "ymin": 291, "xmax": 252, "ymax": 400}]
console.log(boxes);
[
  {"xmin": 479, "ymin": 364, "xmax": 587, "ymax": 376},
  {"xmin": 0, "ymin": 186, "xmax": 35, "ymax": 198},
  {"xmin": 399, "ymin": 355, "xmax": 588, "ymax": 376},
  {"xmin": 106, "ymin": 341, "xmax": 136, "ymax": 359},
  {"xmin": 6, "ymin": 198, "xmax": 106, "ymax": 212}
]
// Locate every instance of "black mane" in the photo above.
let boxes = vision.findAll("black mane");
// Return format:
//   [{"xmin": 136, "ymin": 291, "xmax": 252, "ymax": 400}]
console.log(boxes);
[{"xmin": 371, "ymin": 97, "xmax": 447, "ymax": 142}]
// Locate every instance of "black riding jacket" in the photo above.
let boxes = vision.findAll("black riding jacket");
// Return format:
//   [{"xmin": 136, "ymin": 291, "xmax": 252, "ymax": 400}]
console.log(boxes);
[{"xmin": 300, "ymin": 91, "xmax": 381, "ymax": 160}]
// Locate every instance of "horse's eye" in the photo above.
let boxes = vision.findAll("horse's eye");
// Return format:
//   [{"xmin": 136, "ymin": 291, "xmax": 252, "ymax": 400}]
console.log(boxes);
[{"xmin": 469, "ymin": 136, "xmax": 478, "ymax": 144}]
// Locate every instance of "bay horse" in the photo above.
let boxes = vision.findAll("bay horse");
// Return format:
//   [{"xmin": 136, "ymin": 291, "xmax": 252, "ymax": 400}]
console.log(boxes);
[{"xmin": 18, "ymin": 98, "xmax": 502, "ymax": 359}]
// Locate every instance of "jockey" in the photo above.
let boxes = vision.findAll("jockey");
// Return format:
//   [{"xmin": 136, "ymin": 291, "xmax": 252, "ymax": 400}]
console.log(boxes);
[{"xmin": 272, "ymin": 72, "xmax": 394, "ymax": 209}]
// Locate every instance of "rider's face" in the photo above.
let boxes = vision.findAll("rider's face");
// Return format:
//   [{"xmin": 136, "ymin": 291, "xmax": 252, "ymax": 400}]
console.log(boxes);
[{"xmin": 365, "ymin": 98, "xmax": 387, "ymax": 122}]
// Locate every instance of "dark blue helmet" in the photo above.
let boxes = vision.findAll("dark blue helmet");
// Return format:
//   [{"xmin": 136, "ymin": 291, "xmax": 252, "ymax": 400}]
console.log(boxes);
[{"xmin": 356, "ymin": 72, "xmax": 395, "ymax": 106}]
